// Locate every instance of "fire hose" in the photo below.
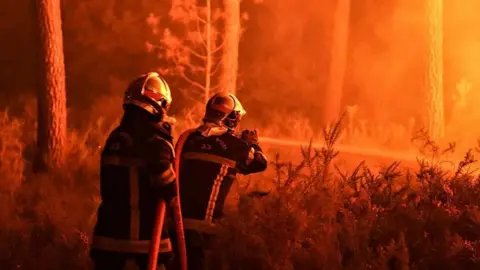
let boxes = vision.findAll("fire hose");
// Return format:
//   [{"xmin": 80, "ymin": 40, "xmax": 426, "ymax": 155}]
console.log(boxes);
[
  {"xmin": 169, "ymin": 129, "xmax": 195, "ymax": 270},
  {"xmin": 148, "ymin": 200, "xmax": 167, "ymax": 270},
  {"xmin": 147, "ymin": 131, "xmax": 191, "ymax": 270}
]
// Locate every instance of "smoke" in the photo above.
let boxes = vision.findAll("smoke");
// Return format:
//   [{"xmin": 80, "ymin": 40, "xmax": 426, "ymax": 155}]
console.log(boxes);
[
  {"xmin": 443, "ymin": 0, "xmax": 480, "ymax": 147},
  {"xmin": 445, "ymin": 0, "xmax": 480, "ymax": 89},
  {"xmin": 348, "ymin": 1, "xmax": 426, "ymax": 124}
]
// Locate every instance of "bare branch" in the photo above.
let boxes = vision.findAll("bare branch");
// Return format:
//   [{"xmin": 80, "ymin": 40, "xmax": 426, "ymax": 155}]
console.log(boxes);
[
  {"xmin": 195, "ymin": 5, "xmax": 209, "ymax": 24},
  {"xmin": 211, "ymin": 38, "xmax": 226, "ymax": 54},
  {"xmin": 148, "ymin": 43, "xmax": 164, "ymax": 52},
  {"xmin": 180, "ymin": 71, "xmax": 206, "ymax": 90},
  {"xmin": 195, "ymin": 13, "xmax": 207, "ymax": 24},
  {"xmin": 210, "ymin": 54, "xmax": 223, "ymax": 62},
  {"xmin": 190, "ymin": 65, "xmax": 207, "ymax": 73},
  {"xmin": 187, "ymin": 47, "xmax": 207, "ymax": 60},
  {"xmin": 196, "ymin": 19, "xmax": 207, "ymax": 47},
  {"xmin": 210, "ymin": 59, "xmax": 223, "ymax": 76},
  {"xmin": 211, "ymin": 84, "xmax": 222, "ymax": 92},
  {"xmin": 183, "ymin": 61, "xmax": 206, "ymax": 72}
]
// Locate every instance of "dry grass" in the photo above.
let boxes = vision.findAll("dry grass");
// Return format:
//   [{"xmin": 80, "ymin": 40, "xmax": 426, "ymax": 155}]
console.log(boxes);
[
  {"xmin": 0, "ymin": 102, "xmax": 110, "ymax": 269},
  {"xmin": 1, "ymin": 102, "xmax": 480, "ymax": 270}
]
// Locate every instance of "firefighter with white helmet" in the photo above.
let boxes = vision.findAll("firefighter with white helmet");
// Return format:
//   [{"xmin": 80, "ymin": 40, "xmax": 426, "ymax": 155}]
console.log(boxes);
[
  {"xmin": 171, "ymin": 92, "xmax": 268, "ymax": 269},
  {"xmin": 90, "ymin": 72, "xmax": 185, "ymax": 270}
]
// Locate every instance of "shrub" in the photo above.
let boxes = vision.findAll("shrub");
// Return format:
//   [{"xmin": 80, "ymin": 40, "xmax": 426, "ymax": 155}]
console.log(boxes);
[
  {"xmin": 0, "ymin": 111, "xmax": 101, "ymax": 269},
  {"xmin": 0, "ymin": 111, "xmax": 25, "ymax": 196},
  {"xmin": 211, "ymin": 121, "xmax": 480, "ymax": 270},
  {"xmin": 1, "ymin": 106, "xmax": 480, "ymax": 270}
]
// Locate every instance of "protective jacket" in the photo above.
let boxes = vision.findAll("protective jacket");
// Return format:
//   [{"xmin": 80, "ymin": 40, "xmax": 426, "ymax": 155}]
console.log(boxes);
[
  {"xmin": 91, "ymin": 107, "xmax": 177, "ymax": 256},
  {"xmin": 175, "ymin": 123, "xmax": 268, "ymax": 233}
]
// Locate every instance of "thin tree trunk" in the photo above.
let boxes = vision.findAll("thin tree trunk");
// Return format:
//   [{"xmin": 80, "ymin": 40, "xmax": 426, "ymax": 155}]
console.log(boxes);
[
  {"xmin": 221, "ymin": 0, "xmax": 240, "ymax": 95},
  {"xmin": 426, "ymin": 0, "xmax": 445, "ymax": 141},
  {"xmin": 323, "ymin": 0, "xmax": 350, "ymax": 126},
  {"xmin": 35, "ymin": 0, "xmax": 67, "ymax": 171},
  {"xmin": 205, "ymin": 0, "xmax": 212, "ymax": 104}
]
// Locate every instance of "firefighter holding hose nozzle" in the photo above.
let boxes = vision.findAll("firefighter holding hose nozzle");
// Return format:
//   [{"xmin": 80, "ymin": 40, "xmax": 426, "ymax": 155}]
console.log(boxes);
[
  {"xmin": 171, "ymin": 92, "xmax": 268, "ymax": 270},
  {"xmin": 90, "ymin": 72, "xmax": 187, "ymax": 270}
]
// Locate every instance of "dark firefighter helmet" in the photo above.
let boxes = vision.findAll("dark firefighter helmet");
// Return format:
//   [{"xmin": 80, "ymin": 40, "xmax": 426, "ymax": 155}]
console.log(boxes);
[
  {"xmin": 203, "ymin": 92, "xmax": 246, "ymax": 130},
  {"xmin": 123, "ymin": 72, "xmax": 172, "ymax": 118}
]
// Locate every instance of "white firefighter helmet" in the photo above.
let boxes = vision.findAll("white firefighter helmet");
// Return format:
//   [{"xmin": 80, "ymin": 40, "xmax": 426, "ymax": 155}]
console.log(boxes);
[
  {"xmin": 123, "ymin": 72, "xmax": 172, "ymax": 117},
  {"xmin": 203, "ymin": 92, "xmax": 246, "ymax": 130}
]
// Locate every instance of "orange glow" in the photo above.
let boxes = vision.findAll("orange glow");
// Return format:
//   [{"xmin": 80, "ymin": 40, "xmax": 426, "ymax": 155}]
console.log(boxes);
[{"xmin": 4, "ymin": 1, "xmax": 480, "ymax": 269}]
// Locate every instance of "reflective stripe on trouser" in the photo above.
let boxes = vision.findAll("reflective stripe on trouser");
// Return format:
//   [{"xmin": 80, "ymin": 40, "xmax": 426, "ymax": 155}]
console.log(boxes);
[
  {"xmin": 204, "ymin": 164, "xmax": 229, "ymax": 222},
  {"xmin": 102, "ymin": 155, "xmax": 172, "ymax": 242},
  {"xmin": 180, "ymin": 152, "xmax": 231, "ymax": 225},
  {"xmin": 91, "ymin": 236, "xmax": 173, "ymax": 254},
  {"xmin": 181, "ymin": 152, "xmax": 232, "ymax": 222},
  {"xmin": 101, "ymin": 156, "xmax": 141, "ymax": 241}
]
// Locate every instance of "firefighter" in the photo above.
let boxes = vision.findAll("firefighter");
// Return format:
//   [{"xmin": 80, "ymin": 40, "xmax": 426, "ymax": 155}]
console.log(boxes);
[
  {"xmin": 172, "ymin": 92, "xmax": 268, "ymax": 270},
  {"xmin": 90, "ymin": 72, "xmax": 179, "ymax": 270}
]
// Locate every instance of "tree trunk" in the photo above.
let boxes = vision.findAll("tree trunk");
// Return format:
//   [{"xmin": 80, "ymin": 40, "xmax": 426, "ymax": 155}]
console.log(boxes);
[
  {"xmin": 322, "ymin": 0, "xmax": 350, "ymax": 126},
  {"xmin": 204, "ymin": 0, "xmax": 213, "ymax": 104},
  {"xmin": 221, "ymin": 0, "xmax": 240, "ymax": 95},
  {"xmin": 426, "ymin": 0, "xmax": 445, "ymax": 141},
  {"xmin": 35, "ymin": 0, "xmax": 68, "ymax": 171}
]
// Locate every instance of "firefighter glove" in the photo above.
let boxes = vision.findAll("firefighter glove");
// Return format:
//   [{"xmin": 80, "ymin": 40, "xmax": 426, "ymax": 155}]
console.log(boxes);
[{"xmin": 241, "ymin": 129, "xmax": 259, "ymax": 145}]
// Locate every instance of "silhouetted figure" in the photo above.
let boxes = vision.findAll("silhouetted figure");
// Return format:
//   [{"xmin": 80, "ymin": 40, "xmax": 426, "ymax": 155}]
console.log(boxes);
[
  {"xmin": 90, "ymin": 72, "xmax": 178, "ymax": 270},
  {"xmin": 172, "ymin": 92, "xmax": 268, "ymax": 270}
]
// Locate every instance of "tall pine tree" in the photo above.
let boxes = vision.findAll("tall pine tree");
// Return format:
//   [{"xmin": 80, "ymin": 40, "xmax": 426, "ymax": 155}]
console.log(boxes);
[{"xmin": 34, "ymin": 0, "xmax": 68, "ymax": 171}]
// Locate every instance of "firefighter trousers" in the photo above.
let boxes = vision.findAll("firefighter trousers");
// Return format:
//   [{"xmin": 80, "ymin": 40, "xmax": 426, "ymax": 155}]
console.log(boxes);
[
  {"xmin": 90, "ymin": 249, "xmax": 174, "ymax": 270},
  {"xmin": 169, "ymin": 229, "xmax": 219, "ymax": 270}
]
